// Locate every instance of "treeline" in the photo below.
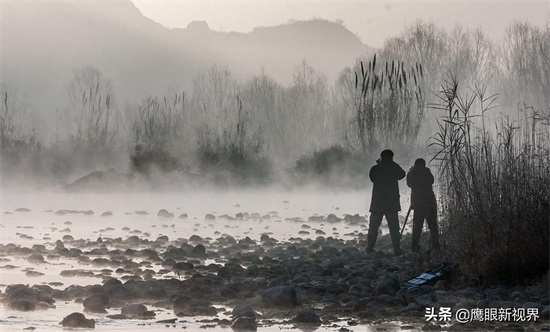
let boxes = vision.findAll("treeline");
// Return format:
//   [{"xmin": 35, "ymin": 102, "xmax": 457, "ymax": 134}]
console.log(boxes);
[
  {"xmin": 1, "ymin": 20, "xmax": 549, "ymax": 280},
  {"xmin": 1, "ymin": 21, "xmax": 548, "ymax": 188}
]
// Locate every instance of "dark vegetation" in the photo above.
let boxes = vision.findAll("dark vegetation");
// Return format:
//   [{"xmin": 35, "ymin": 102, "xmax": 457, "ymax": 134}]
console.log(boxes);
[
  {"xmin": 431, "ymin": 76, "xmax": 549, "ymax": 281},
  {"xmin": 1, "ymin": 21, "xmax": 548, "ymax": 279}
]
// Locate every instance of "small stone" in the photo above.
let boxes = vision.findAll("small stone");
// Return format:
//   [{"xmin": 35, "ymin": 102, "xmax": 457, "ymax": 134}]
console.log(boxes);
[{"xmin": 158, "ymin": 209, "xmax": 174, "ymax": 218}]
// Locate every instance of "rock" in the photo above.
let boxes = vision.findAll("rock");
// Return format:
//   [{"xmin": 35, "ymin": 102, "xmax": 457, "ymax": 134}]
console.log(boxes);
[
  {"xmin": 522, "ymin": 302, "xmax": 540, "ymax": 309},
  {"xmin": 231, "ymin": 304, "xmax": 257, "ymax": 331},
  {"xmin": 253, "ymin": 277, "xmax": 268, "ymax": 288},
  {"xmin": 106, "ymin": 314, "xmax": 129, "ymax": 320},
  {"xmin": 404, "ymin": 286, "xmax": 424, "ymax": 301},
  {"xmin": 173, "ymin": 262, "xmax": 194, "ymax": 272},
  {"xmin": 27, "ymin": 254, "xmax": 45, "ymax": 263},
  {"xmin": 205, "ymin": 214, "xmax": 216, "ymax": 220},
  {"xmin": 353, "ymin": 298, "xmax": 371, "ymax": 311},
  {"xmin": 292, "ymin": 309, "xmax": 322, "ymax": 324},
  {"xmin": 326, "ymin": 214, "xmax": 341, "ymax": 222},
  {"xmin": 83, "ymin": 293, "xmax": 109, "ymax": 313},
  {"xmin": 178, "ymin": 213, "xmax": 188, "ymax": 219},
  {"xmin": 174, "ymin": 295, "xmax": 192, "ymax": 310},
  {"xmin": 31, "ymin": 244, "xmax": 47, "ymax": 253},
  {"xmin": 326, "ymin": 258, "xmax": 344, "ymax": 270},
  {"xmin": 540, "ymin": 306, "xmax": 550, "ymax": 320},
  {"xmin": 262, "ymin": 286, "xmax": 298, "ymax": 308},
  {"xmin": 434, "ymin": 280, "xmax": 450, "ymax": 291},
  {"xmin": 232, "ymin": 304, "xmax": 255, "ymax": 318},
  {"xmin": 189, "ymin": 235, "xmax": 203, "ymax": 242},
  {"xmin": 231, "ymin": 316, "xmax": 257, "ymax": 331},
  {"xmin": 157, "ymin": 209, "xmax": 174, "ymax": 218},
  {"xmin": 102, "ymin": 278, "xmax": 123, "ymax": 290},
  {"xmin": 101, "ymin": 211, "xmax": 113, "ymax": 217},
  {"xmin": 121, "ymin": 303, "xmax": 156, "ymax": 319},
  {"xmin": 268, "ymin": 278, "xmax": 289, "ymax": 287},
  {"xmin": 176, "ymin": 302, "xmax": 218, "ymax": 316},
  {"xmin": 7, "ymin": 298, "xmax": 36, "ymax": 311},
  {"xmin": 189, "ymin": 244, "xmax": 206, "ymax": 258},
  {"xmin": 218, "ymin": 266, "xmax": 231, "ymax": 279},
  {"xmin": 108, "ymin": 285, "xmax": 136, "ymax": 300},
  {"xmin": 374, "ymin": 276, "xmax": 400, "ymax": 296},
  {"xmin": 229, "ymin": 281, "xmax": 258, "ymax": 293},
  {"xmin": 60, "ymin": 312, "xmax": 95, "ymax": 328},
  {"xmin": 62, "ymin": 235, "xmax": 74, "ymax": 241}
]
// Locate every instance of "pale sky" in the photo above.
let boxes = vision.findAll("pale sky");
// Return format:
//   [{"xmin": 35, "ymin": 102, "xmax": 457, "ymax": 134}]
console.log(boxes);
[{"xmin": 132, "ymin": 0, "xmax": 550, "ymax": 48}]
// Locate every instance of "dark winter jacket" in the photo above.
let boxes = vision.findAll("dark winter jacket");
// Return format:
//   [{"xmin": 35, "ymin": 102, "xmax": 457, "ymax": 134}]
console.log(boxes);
[
  {"xmin": 406, "ymin": 165, "xmax": 436, "ymax": 209},
  {"xmin": 369, "ymin": 160, "xmax": 406, "ymax": 213}
]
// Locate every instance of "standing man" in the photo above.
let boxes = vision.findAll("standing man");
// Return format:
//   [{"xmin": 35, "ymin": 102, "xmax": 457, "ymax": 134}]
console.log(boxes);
[
  {"xmin": 406, "ymin": 158, "xmax": 440, "ymax": 252},
  {"xmin": 366, "ymin": 149, "xmax": 406, "ymax": 256}
]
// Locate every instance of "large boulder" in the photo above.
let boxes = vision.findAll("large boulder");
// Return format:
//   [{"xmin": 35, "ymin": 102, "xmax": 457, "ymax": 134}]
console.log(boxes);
[
  {"xmin": 158, "ymin": 209, "xmax": 175, "ymax": 218},
  {"xmin": 60, "ymin": 312, "xmax": 95, "ymax": 328},
  {"xmin": 231, "ymin": 304, "xmax": 257, "ymax": 331},
  {"xmin": 121, "ymin": 303, "xmax": 156, "ymax": 319},
  {"xmin": 83, "ymin": 293, "xmax": 109, "ymax": 313},
  {"xmin": 292, "ymin": 309, "xmax": 322, "ymax": 324},
  {"xmin": 189, "ymin": 244, "xmax": 206, "ymax": 258},
  {"xmin": 262, "ymin": 286, "xmax": 298, "ymax": 308},
  {"xmin": 231, "ymin": 316, "xmax": 257, "ymax": 331},
  {"xmin": 374, "ymin": 276, "xmax": 400, "ymax": 296},
  {"xmin": 7, "ymin": 298, "xmax": 36, "ymax": 311}
]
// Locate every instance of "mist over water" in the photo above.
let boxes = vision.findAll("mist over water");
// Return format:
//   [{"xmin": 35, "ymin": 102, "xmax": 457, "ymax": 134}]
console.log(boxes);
[{"xmin": 1, "ymin": 2, "xmax": 549, "ymax": 331}]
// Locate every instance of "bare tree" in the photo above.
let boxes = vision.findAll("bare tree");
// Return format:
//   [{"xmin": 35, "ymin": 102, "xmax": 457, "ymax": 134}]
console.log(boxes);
[
  {"xmin": 191, "ymin": 64, "xmax": 238, "ymax": 136},
  {"xmin": 63, "ymin": 66, "xmax": 116, "ymax": 146},
  {"xmin": 0, "ymin": 84, "xmax": 36, "ymax": 151},
  {"xmin": 497, "ymin": 21, "xmax": 550, "ymax": 113}
]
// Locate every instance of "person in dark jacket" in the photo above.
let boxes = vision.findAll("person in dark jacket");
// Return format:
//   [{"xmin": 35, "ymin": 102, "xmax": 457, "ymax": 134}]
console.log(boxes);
[
  {"xmin": 366, "ymin": 149, "xmax": 406, "ymax": 255},
  {"xmin": 406, "ymin": 158, "xmax": 440, "ymax": 252}
]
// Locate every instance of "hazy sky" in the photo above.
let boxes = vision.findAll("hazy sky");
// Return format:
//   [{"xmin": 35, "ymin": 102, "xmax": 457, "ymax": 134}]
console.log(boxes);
[{"xmin": 133, "ymin": 0, "xmax": 549, "ymax": 48}]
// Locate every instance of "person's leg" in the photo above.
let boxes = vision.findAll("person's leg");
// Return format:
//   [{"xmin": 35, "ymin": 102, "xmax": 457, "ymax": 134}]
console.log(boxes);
[
  {"xmin": 426, "ymin": 203, "xmax": 440, "ymax": 250},
  {"xmin": 385, "ymin": 212, "xmax": 402, "ymax": 254},
  {"xmin": 411, "ymin": 207, "xmax": 427, "ymax": 252},
  {"xmin": 366, "ymin": 212, "xmax": 383, "ymax": 252}
]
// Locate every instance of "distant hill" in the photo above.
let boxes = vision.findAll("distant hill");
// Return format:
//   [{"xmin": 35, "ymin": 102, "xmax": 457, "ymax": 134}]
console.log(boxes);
[{"xmin": 1, "ymin": 0, "xmax": 373, "ymax": 125}]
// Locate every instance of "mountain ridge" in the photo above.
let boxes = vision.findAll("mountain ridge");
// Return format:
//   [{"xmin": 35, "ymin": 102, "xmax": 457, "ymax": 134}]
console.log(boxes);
[{"xmin": 2, "ymin": 0, "xmax": 374, "ymax": 125}]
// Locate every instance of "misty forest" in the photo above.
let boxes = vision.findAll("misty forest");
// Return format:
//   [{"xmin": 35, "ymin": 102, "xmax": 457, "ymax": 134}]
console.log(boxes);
[{"xmin": 1, "ymin": 2, "xmax": 550, "ymax": 330}]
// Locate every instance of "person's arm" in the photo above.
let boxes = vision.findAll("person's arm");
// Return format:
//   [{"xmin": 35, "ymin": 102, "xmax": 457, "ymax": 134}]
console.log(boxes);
[
  {"xmin": 369, "ymin": 165, "xmax": 377, "ymax": 183},
  {"xmin": 406, "ymin": 170, "xmax": 413, "ymax": 188},
  {"xmin": 395, "ymin": 162, "xmax": 406, "ymax": 180}
]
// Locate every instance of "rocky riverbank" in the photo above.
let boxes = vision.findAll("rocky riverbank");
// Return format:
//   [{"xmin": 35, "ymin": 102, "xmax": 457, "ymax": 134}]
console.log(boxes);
[{"xmin": 1, "ymin": 204, "xmax": 548, "ymax": 331}]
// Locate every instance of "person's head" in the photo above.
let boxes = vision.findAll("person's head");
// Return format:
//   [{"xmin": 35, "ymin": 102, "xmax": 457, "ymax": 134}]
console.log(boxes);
[
  {"xmin": 380, "ymin": 149, "xmax": 394, "ymax": 161},
  {"xmin": 414, "ymin": 158, "xmax": 426, "ymax": 168}
]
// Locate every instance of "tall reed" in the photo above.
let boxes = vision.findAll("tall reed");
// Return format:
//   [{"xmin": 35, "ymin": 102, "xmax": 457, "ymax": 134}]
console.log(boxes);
[
  {"xmin": 430, "ymin": 76, "xmax": 549, "ymax": 280},
  {"xmin": 345, "ymin": 54, "xmax": 426, "ymax": 154}
]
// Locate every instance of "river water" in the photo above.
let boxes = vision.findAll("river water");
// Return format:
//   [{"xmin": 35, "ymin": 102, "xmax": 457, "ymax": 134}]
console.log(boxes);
[{"xmin": 0, "ymin": 188, "xmax": 416, "ymax": 331}]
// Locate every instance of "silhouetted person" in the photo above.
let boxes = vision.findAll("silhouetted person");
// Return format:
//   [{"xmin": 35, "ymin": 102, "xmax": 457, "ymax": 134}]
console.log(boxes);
[
  {"xmin": 366, "ymin": 149, "xmax": 406, "ymax": 255},
  {"xmin": 406, "ymin": 158, "xmax": 440, "ymax": 252}
]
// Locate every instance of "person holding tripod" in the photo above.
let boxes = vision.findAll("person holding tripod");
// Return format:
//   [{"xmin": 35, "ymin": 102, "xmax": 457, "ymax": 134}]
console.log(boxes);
[
  {"xmin": 366, "ymin": 149, "xmax": 406, "ymax": 256},
  {"xmin": 406, "ymin": 158, "xmax": 440, "ymax": 252}
]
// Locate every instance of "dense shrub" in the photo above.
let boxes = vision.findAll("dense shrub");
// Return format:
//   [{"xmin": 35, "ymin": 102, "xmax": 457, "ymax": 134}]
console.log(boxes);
[
  {"xmin": 294, "ymin": 145, "xmax": 370, "ymax": 186},
  {"xmin": 295, "ymin": 145, "xmax": 350, "ymax": 175},
  {"xmin": 130, "ymin": 145, "xmax": 181, "ymax": 176},
  {"xmin": 196, "ymin": 97, "xmax": 271, "ymax": 185}
]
